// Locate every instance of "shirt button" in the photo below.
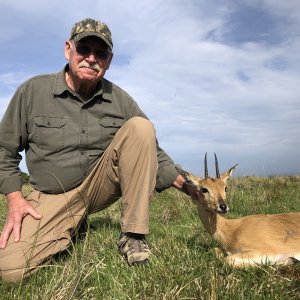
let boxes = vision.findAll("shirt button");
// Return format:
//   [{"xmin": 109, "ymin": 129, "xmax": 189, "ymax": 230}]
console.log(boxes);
[{"xmin": 82, "ymin": 130, "xmax": 86, "ymax": 134}]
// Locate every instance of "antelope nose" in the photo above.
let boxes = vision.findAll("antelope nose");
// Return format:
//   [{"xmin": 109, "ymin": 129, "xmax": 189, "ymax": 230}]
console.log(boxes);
[{"xmin": 219, "ymin": 203, "xmax": 227, "ymax": 213}]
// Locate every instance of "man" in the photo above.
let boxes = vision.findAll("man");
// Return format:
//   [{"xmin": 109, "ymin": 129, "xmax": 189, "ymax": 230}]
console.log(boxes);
[{"xmin": 0, "ymin": 18, "xmax": 195, "ymax": 282}]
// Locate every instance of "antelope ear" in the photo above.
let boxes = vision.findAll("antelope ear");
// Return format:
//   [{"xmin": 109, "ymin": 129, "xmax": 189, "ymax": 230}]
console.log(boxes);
[{"xmin": 221, "ymin": 164, "xmax": 238, "ymax": 182}]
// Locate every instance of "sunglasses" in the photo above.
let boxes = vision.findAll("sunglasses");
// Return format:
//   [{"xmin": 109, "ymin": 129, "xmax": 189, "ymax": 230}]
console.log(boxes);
[{"xmin": 74, "ymin": 44, "xmax": 110, "ymax": 60}]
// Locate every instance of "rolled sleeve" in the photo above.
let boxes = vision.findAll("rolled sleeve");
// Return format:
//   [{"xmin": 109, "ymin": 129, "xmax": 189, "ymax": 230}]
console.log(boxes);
[
  {"xmin": 0, "ymin": 175, "xmax": 23, "ymax": 195},
  {"xmin": 155, "ymin": 163, "xmax": 180, "ymax": 192},
  {"xmin": 0, "ymin": 85, "xmax": 27, "ymax": 194}
]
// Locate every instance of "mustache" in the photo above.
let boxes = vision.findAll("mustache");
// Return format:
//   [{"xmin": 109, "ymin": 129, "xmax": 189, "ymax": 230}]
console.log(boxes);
[{"xmin": 78, "ymin": 61, "xmax": 101, "ymax": 71}]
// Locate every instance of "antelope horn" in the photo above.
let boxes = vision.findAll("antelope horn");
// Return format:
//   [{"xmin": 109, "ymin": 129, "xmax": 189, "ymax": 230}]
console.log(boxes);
[
  {"xmin": 204, "ymin": 152, "xmax": 208, "ymax": 179},
  {"xmin": 214, "ymin": 153, "xmax": 220, "ymax": 178}
]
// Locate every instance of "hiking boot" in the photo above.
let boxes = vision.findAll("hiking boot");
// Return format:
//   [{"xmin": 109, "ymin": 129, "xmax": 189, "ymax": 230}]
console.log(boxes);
[{"xmin": 118, "ymin": 232, "xmax": 151, "ymax": 266}]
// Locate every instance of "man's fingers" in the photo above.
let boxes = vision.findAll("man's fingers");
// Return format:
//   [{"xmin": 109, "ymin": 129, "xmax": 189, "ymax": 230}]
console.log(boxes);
[
  {"xmin": 0, "ymin": 195, "xmax": 42, "ymax": 249},
  {"xmin": 0, "ymin": 222, "xmax": 13, "ymax": 248},
  {"xmin": 8, "ymin": 213, "xmax": 22, "ymax": 243},
  {"xmin": 12, "ymin": 219, "xmax": 22, "ymax": 242},
  {"xmin": 26, "ymin": 206, "xmax": 41, "ymax": 220}
]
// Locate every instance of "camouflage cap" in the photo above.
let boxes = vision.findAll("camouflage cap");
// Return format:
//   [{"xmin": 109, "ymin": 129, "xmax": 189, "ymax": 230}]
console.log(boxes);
[{"xmin": 70, "ymin": 18, "xmax": 113, "ymax": 50}]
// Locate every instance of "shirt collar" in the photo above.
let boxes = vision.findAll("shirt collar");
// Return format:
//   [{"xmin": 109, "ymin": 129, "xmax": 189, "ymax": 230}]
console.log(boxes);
[{"xmin": 53, "ymin": 65, "xmax": 71, "ymax": 96}]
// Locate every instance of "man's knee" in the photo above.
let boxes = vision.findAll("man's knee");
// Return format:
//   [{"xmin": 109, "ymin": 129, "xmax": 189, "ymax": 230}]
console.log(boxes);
[
  {"xmin": 0, "ymin": 250, "xmax": 27, "ymax": 283},
  {"xmin": 0, "ymin": 237, "xmax": 71, "ymax": 283},
  {"xmin": 126, "ymin": 117, "xmax": 155, "ymax": 139},
  {"xmin": 1, "ymin": 267, "xmax": 25, "ymax": 283}
]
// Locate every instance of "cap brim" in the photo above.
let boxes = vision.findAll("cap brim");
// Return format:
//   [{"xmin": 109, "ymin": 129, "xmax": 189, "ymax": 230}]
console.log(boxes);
[{"xmin": 73, "ymin": 32, "xmax": 113, "ymax": 50}]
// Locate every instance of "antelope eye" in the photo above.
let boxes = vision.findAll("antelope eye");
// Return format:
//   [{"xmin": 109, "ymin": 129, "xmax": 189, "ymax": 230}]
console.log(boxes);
[
  {"xmin": 201, "ymin": 187, "xmax": 209, "ymax": 193},
  {"xmin": 225, "ymin": 187, "xmax": 228, "ymax": 192}
]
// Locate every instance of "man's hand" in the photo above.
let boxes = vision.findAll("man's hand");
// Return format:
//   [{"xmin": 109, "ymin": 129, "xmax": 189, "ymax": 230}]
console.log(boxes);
[
  {"xmin": 182, "ymin": 180, "xmax": 199, "ymax": 200},
  {"xmin": 0, "ymin": 191, "xmax": 41, "ymax": 249},
  {"xmin": 173, "ymin": 174, "xmax": 199, "ymax": 200}
]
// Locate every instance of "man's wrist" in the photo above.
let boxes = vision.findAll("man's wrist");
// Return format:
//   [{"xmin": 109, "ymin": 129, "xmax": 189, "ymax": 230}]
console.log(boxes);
[
  {"xmin": 6, "ymin": 191, "xmax": 23, "ymax": 202},
  {"xmin": 174, "ymin": 167, "xmax": 193, "ymax": 195}
]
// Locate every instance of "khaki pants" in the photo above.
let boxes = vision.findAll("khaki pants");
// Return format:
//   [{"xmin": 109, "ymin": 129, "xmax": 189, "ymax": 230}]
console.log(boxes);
[{"xmin": 0, "ymin": 117, "xmax": 157, "ymax": 282}]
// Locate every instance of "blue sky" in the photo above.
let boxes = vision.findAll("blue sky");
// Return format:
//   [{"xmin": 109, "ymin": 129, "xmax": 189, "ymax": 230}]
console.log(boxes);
[{"xmin": 0, "ymin": 0, "xmax": 299, "ymax": 177}]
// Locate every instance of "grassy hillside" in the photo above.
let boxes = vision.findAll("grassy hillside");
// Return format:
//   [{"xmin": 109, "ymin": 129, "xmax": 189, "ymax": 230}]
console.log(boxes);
[{"xmin": 0, "ymin": 176, "xmax": 300, "ymax": 299}]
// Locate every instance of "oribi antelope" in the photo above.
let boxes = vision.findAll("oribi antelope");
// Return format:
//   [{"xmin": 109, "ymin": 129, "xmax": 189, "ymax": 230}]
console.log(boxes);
[{"xmin": 184, "ymin": 153, "xmax": 300, "ymax": 267}]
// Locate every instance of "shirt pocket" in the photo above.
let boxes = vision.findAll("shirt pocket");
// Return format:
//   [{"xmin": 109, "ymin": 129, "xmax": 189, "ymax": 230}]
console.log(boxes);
[
  {"xmin": 98, "ymin": 117, "xmax": 125, "ymax": 149},
  {"xmin": 34, "ymin": 116, "xmax": 66, "ymax": 150}
]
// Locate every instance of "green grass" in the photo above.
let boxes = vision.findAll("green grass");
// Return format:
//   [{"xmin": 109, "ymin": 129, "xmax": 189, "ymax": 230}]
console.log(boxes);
[{"xmin": 1, "ymin": 176, "xmax": 300, "ymax": 299}]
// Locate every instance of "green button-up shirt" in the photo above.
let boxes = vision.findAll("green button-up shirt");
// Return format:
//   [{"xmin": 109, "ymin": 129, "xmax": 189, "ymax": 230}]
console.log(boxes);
[{"xmin": 0, "ymin": 65, "xmax": 179, "ymax": 194}]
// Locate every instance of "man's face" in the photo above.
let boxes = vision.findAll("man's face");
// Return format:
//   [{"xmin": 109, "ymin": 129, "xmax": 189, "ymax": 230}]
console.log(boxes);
[{"xmin": 64, "ymin": 36, "xmax": 113, "ymax": 84}]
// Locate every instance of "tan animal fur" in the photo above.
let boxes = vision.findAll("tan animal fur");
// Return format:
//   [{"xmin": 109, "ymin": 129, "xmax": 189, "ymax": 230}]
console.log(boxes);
[{"xmin": 186, "ymin": 161, "xmax": 300, "ymax": 267}]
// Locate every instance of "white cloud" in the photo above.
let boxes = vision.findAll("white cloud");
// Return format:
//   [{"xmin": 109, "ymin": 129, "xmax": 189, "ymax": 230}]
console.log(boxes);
[{"xmin": 0, "ymin": 72, "xmax": 30, "ymax": 88}]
